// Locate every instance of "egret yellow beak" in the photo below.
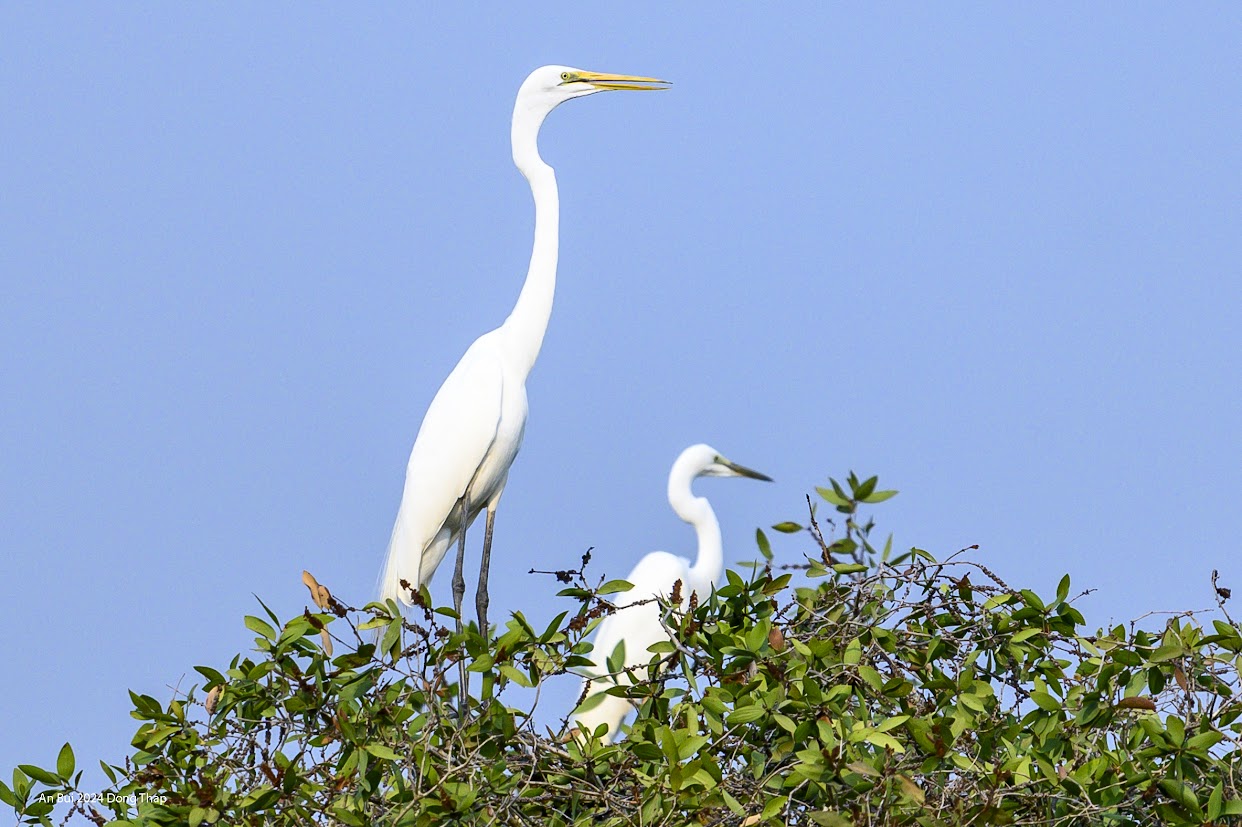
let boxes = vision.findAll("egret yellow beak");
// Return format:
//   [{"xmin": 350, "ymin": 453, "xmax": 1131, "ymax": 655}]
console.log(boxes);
[{"xmin": 572, "ymin": 71, "xmax": 670, "ymax": 91}]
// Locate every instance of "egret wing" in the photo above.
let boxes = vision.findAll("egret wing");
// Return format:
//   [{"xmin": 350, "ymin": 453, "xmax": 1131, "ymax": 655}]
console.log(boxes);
[
  {"xmin": 380, "ymin": 335, "xmax": 505, "ymax": 605},
  {"xmin": 572, "ymin": 550, "xmax": 690, "ymax": 741},
  {"xmin": 603, "ymin": 551, "xmax": 690, "ymax": 668}
]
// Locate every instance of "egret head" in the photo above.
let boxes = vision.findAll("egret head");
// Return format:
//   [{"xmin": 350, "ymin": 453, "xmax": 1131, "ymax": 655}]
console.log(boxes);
[
  {"xmin": 517, "ymin": 65, "xmax": 669, "ymax": 114},
  {"xmin": 680, "ymin": 443, "xmax": 773, "ymax": 482},
  {"xmin": 511, "ymin": 65, "xmax": 667, "ymax": 169}
]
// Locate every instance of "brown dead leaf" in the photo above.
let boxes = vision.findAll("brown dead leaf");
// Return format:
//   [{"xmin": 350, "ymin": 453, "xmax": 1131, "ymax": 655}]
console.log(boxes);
[
  {"xmin": 302, "ymin": 570, "xmax": 333, "ymax": 610},
  {"xmin": 302, "ymin": 570, "xmax": 324, "ymax": 607},
  {"xmin": 1116, "ymin": 696, "xmax": 1157, "ymax": 711},
  {"xmin": 204, "ymin": 685, "xmax": 221, "ymax": 714},
  {"xmin": 846, "ymin": 760, "xmax": 880, "ymax": 778},
  {"xmin": 896, "ymin": 773, "xmax": 925, "ymax": 805}
]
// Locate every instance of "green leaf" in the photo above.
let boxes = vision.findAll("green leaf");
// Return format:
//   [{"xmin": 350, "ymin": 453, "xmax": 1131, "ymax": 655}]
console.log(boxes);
[
  {"xmin": 356, "ymin": 616, "xmax": 389, "ymax": 632},
  {"xmin": 605, "ymin": 640, "xmax": 628, "ymax": 674},
  {"xmin": 755, "ymin": 528, "xmax": 773, "ymax": 561},
  {"xmin": 880, "ymin": 534, "xmax": 894, "ymax": 561},
  {"xmin": 720, "ymin": 790, "xmax": 745, "ymax": 815},
  {"xmin": 1138, "ymin": 715, "xmax": 1165, "ymax": 740},
  {"xmin": 1207, "ymin": 783, "xmax": 1224, "ymax": 821},
  {"xmin": 244, "ymin": 616, "xmax": 276, "ymax": 640},
  {"xmin": 17, "ymin": 764, "xmax": 58, "ymax": 787},
  {"xmin": 727, "ymin": 705, "xmax": 767, "ymax": 726},
  {"xmin": 959, "ymin": 692, "xmax": 987, "ymax": 712},
  {"xmin": 1010, "ymin": 628, "xmax": 1043, "ymax": 644},
  {"xmin": 241, "ymin": 788, "xmax": 281, "ymax": 812},
  {"xmin": 1165, "ymin": 715, "xmax": 1185, "ymax": 744},
  {"xmin": 364, "ymin": 743, "xmax": 402, "ymax": 762},
  {"xmin": 630, "ymin": 741, "xmax": 662, "ymax": 762},
  {"xmin": 861, "ymin": 489, "xmax": 898, "ymax": 504},
  {"xmin": 875, "ymin": 714, "xmax": 911, "ymax": 733},
  {"xmin": 816, "ymin": 486, "xmax": 849, "ymax": 506},
  {"xmin": 573, "ymin": 690, "xmax": 608, "ymax": 715},
  {"xmin": 194, "ymin": 666, "xmax": 226, "ymax": 686},
  {"xmin": 541, "ymin": 611, "xmax": 568, "ymax": 641},
  {"xmin": 1187, "ymin": 730, "xmax": 1222, "ymax": 751},
  {"xmin": 761, "ymin": 795, "xmax": 788, "ymax": 820},
  {"xmin": 983, "ymin": 593, "xmax": 1015, "ymax": 610},
  {"xmin": 659, "ymin": 727, "xmax": 679, "ymax": 764},
  {"xmin": 380, "ymin": 618, "xmax": 401, "ymax": 657},
  {"xmin": 771, "ymin": 521, "xmax": 802, "ymax": 534},
  {"xmin": 843, "ymin": 637, "xmax": 862, "ymax": 665},
  {"xmin": 1030, "ymin": 691, "xmax": 1060, "ymax": 712},
  {"xmin": 598, "ymin": 579, "xmax": 635, "ymax": 596},
  {"xmin": 468, "ymin": 654, "xmax": 495, "ymax": 674},
  {"xmin": 55, "ymin": 743, "xmax": 74, "ymax": 781},
  {"xmin": 1018, "ymin": 590, "xmax": 1045, "ymax": 612},
  {"xmin": 845, "ymin": 760, "xmax": 880, "ymax": 778},
  {"xmin": 1150, "ymin": 644, "xmax": 1186, "ymax": 662},
  {"xmin": 1159, "ymin": 778, "xmax": 1204, "ymax": 820},
  {"xmin": 772, "ymin": 713, "xmax": 797, "ymax": 733},
  {"xmin": 498, "ymin": 664, "xmax": 533, "ymax": 688},
  {"xmin": 1056, "ymin": 574, "xmax": 1070, "ymax": 603},
  {"xmin": 857, "ymin": 665, "xmax": 884, "ymax": 691},
  {"xmin": 862, "ymin": 729, "xmax": 905, "ymax": 752},
  {"xmin": 254, "ymin": 595, "xmax": 281, "ymax": 625},
  {"xmin": 23, "ymin": 800, "xmax": 54, "ymax": 818}
]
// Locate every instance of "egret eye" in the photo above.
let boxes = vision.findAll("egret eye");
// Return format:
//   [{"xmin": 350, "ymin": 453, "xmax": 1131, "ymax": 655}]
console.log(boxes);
[{"xmin": 560, "ymin": 71, "xmax": 571, "ymax": 81}]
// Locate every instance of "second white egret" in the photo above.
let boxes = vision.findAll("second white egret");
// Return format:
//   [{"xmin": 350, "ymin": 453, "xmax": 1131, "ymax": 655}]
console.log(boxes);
[{"xmin": 572, "ymin": 444, "xmax": 772, "ymax": 743}]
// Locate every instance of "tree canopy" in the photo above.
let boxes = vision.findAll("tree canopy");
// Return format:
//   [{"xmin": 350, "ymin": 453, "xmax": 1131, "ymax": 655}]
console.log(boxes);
[{"xmin": 7, "ymin": 474, "xmax": 1242, "ymax": 826}]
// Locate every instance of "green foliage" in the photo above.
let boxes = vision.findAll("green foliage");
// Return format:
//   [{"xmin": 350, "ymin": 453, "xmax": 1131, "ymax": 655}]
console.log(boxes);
[{"xmin": 8, "ymin": 474, "xmax": 1242, "ymax": 826}]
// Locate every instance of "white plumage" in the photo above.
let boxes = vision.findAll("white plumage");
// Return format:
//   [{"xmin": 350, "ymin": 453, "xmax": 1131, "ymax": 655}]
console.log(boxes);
[
  {"xmin": 573, "ymin": 444, "xmax": 771, "ymax": 742},
  {"xmin": 377, "ymin": 66, "xmax": 667, "ymax": 633}
]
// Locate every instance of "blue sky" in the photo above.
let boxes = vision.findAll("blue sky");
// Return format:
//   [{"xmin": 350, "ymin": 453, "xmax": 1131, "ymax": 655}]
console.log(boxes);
[{"xmin": 3, "ymin": 6, "xmax": 1240, "ymax": 787}]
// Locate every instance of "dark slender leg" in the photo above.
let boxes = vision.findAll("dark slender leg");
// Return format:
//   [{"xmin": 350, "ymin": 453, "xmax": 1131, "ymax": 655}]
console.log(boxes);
[
  {"xmin": 475, "ymin": 507, "xmax": 496, "ymax": 637},
  {"xmin": 452, "ymin": 496, "xmax": 469, "ymax": 713}
]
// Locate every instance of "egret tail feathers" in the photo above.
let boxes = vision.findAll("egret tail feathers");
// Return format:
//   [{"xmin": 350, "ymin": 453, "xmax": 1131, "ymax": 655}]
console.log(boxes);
[{"xmin": 379, "ymin": 510, "xmax": 423, "ymax": 608}]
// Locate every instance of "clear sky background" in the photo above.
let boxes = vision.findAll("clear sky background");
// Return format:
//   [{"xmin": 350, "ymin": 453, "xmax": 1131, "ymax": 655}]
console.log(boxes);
[{"xmin": 3, "ymin": 5, "xmax": 1240, "ymax": 788}]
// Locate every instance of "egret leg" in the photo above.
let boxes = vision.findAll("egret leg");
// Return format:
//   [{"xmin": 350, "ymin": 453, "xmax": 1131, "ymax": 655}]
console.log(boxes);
[
  {"xmin": 475, "ymin": 507, "xmax": 496, "ymax": 637},
  {"xmin": 452, "ymin": 496, "xmax": 469, "ymax": 713}
]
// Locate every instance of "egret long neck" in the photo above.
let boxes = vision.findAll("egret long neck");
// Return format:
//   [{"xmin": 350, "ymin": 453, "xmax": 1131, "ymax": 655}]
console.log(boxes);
[
  {"xmin": 502, "ymin": 106, "xmax": 559, "ymax": 378},
  {"xmin": 669, "ymin": 473, "xmax": 724, "ymax": 598}
]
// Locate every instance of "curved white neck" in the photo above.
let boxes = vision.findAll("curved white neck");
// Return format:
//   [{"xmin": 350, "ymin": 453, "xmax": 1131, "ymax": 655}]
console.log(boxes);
[
  {"xmin": 668, "ymin": 471, "xmax": 723, "ymax": 597},
  {"xmin": 501, "ymin": 101, "xmax": 559, "ymax": 377}
]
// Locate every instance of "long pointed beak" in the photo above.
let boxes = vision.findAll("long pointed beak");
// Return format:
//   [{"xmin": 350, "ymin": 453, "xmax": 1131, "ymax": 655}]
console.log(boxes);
[
  {"xmin": 721, "ymin": 458, "xmax": 773, "ymax": 482},
  {"xmin": 576, "ymin": 71, "xmax": 670, "ymax": 91}
]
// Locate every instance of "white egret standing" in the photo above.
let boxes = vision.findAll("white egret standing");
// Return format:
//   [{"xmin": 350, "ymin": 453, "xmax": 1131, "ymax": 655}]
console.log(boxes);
[
  {"xmin": 378, "ymin": 67, "xmax": 667, "ymax": 638},
  {"xmin": 572, "ymin": 444, "xmax": 772, "ymax": 743}
]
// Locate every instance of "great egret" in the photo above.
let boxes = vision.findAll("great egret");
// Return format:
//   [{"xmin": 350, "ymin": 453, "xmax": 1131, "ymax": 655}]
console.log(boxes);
[
  {"xmin": 572, "ymin": 444, "xmax": 772, "ymax": 743},
  {"xmin": 378, "ymin": 66, "xmax": 667, "ymax": 637}
]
